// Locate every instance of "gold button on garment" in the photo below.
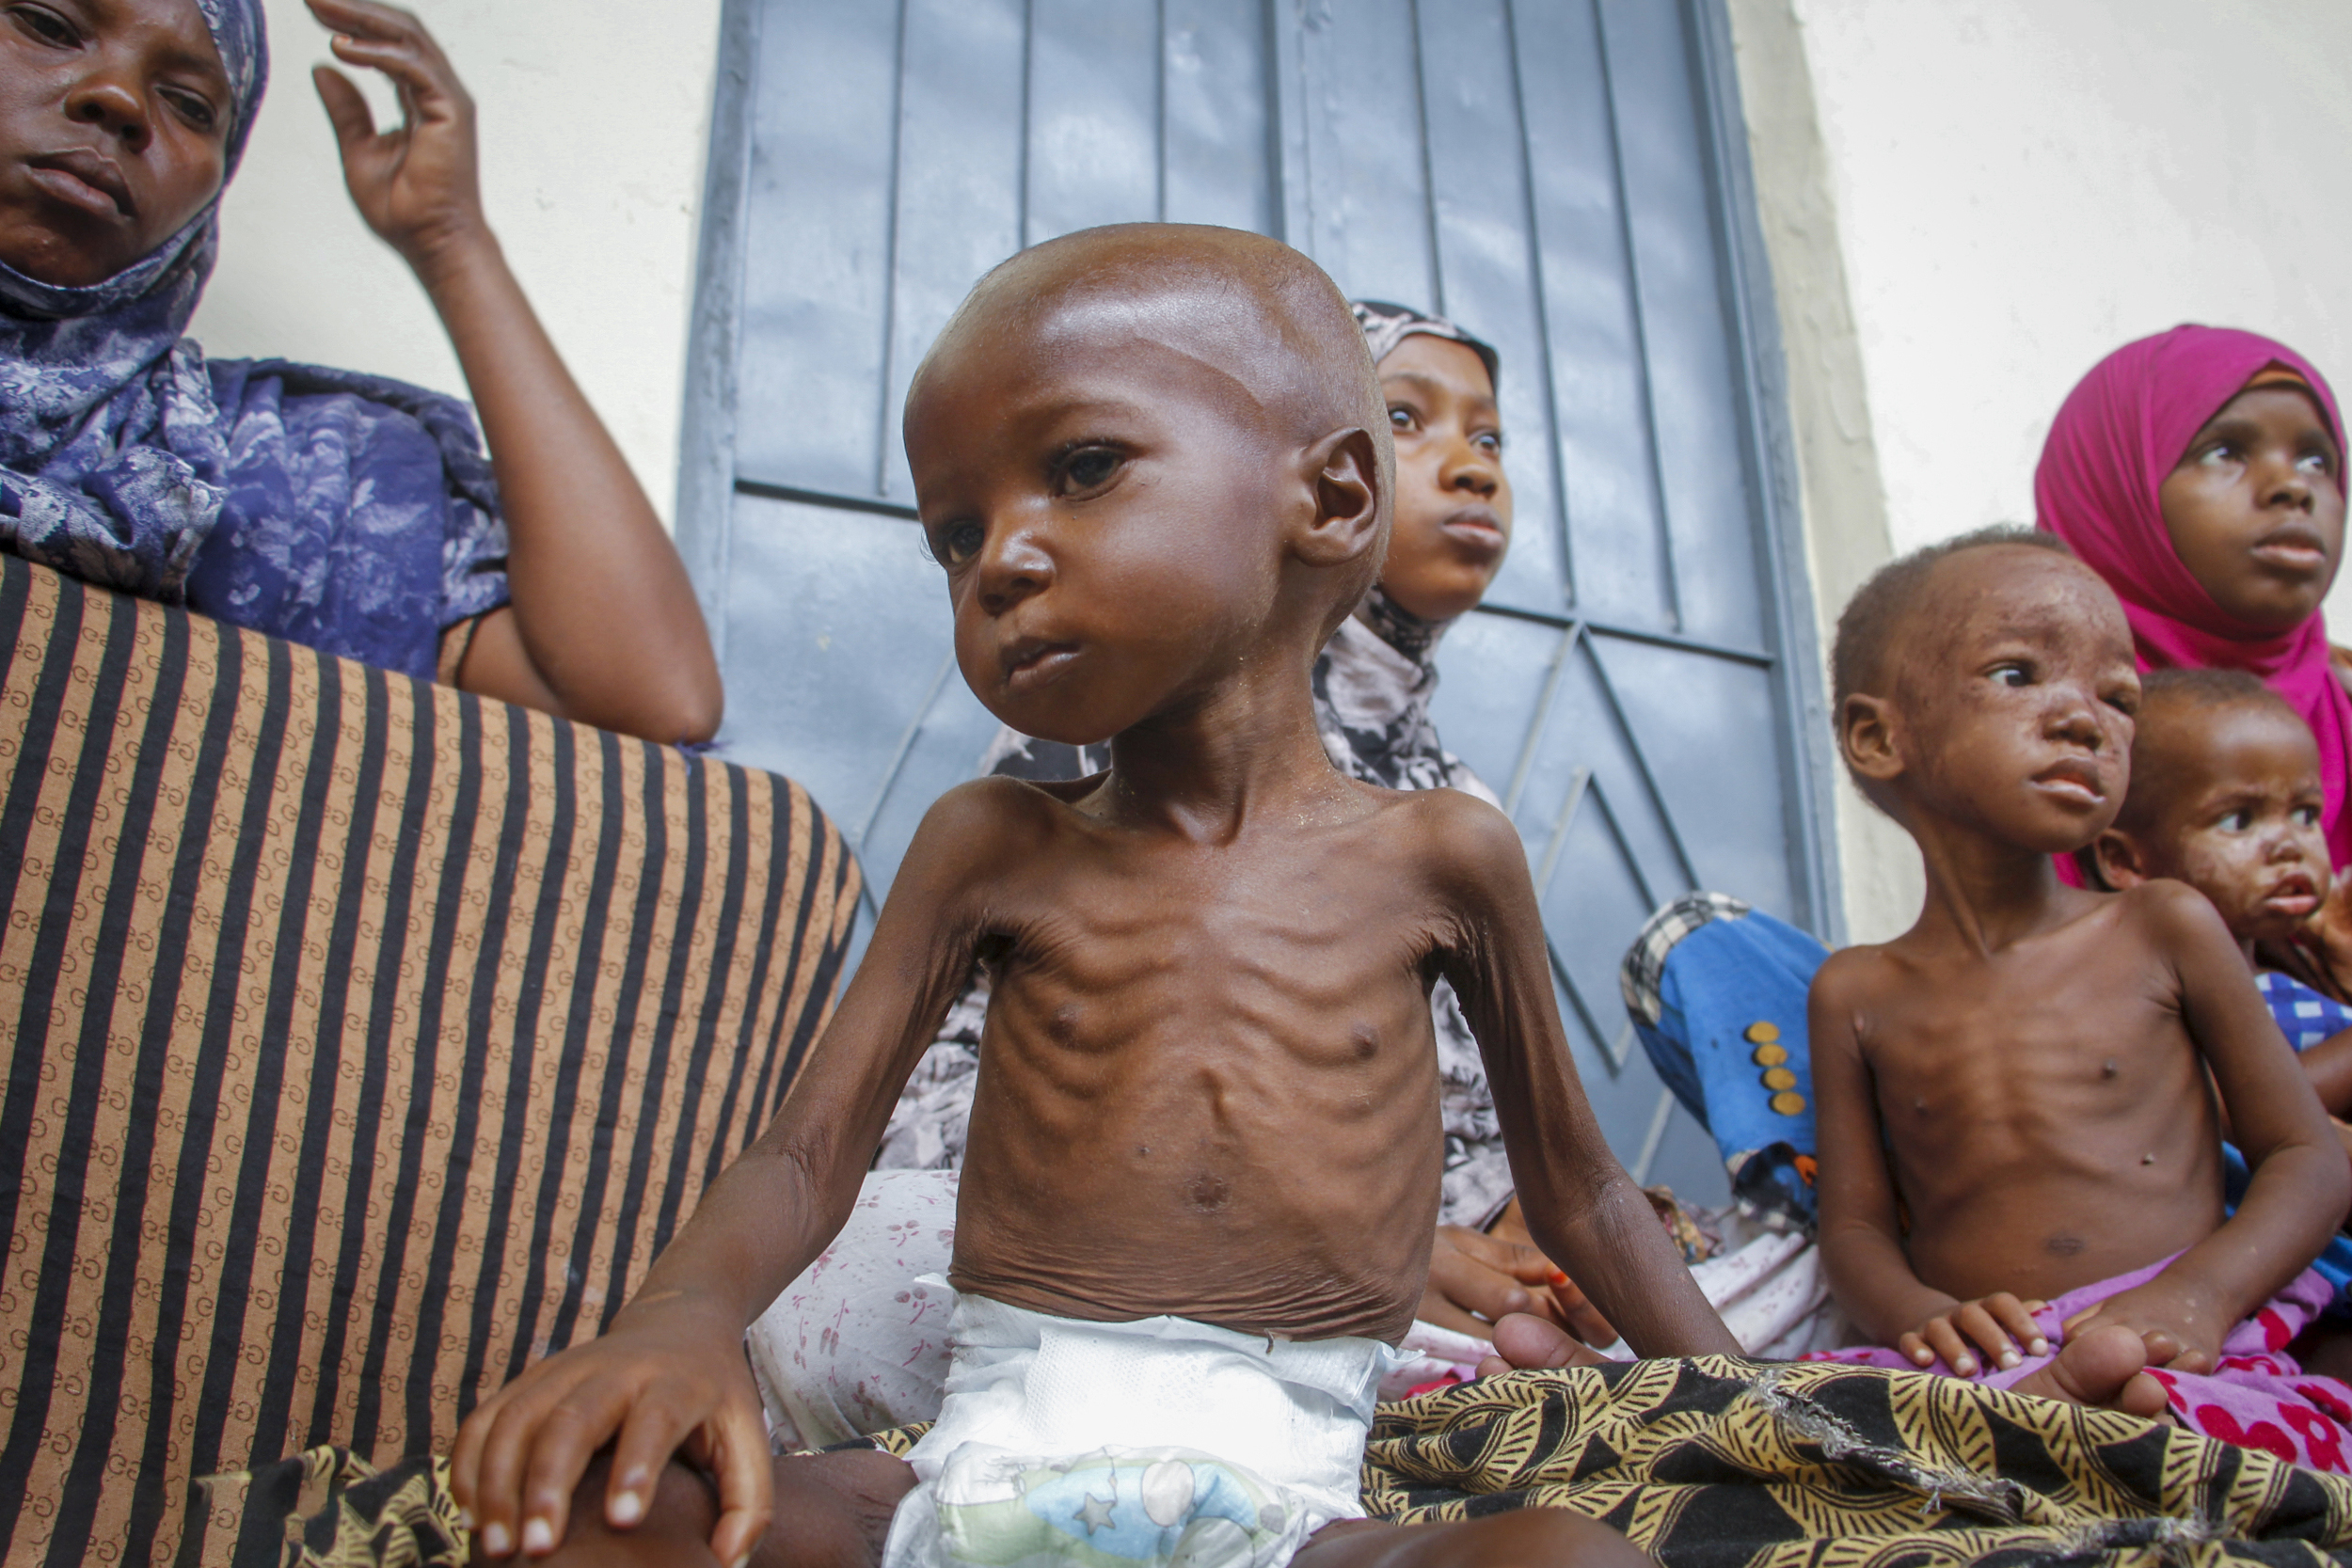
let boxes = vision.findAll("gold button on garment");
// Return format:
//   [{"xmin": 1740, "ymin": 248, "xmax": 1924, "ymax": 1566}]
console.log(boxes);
[
  {"xmin": 1771, "ymin": 1090, "xmax": 1806, "ymax": 1117},
  {"xmin": 1752, "ymin": 1043, "xmax": 1788, "ymax": 1067},
  {"xmin": 1745, "ymin": 1021, "xmax": 1781, "ymax": 1045},
  {"xmin": 1761, "ymin": 1067, "xmax": 1798, "ymax": 1092}
]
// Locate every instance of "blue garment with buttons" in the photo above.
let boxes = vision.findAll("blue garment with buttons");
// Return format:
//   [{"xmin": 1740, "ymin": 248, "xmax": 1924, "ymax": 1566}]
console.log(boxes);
[{"xmin": 1623, "ymin": 897, "xmax": 1825, "ymax": 1228}]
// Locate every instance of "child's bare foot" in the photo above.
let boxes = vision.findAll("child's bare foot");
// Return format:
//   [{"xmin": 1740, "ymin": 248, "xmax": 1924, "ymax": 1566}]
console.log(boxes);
[
  {"xmin": 1472, "ymin": 1311, "xmax": 1615, "ymax": 1378},
  {"xmin": 2010, "ymin": 1324, "xmax": 2170, "ymax": 1418}
]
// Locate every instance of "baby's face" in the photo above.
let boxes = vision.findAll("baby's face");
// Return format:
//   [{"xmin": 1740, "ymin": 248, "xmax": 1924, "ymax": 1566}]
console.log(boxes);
[
  {"xmin": 2132, "ymin": 704, "xmax": 2329, "ymax": 943},
  {"xmin": 1888, "ymin": 548, "xmax": 2141, "ymax": 853},
  {"xmin": 0, "ymin": 0, "xmax": 230, "ymax": 287},
  {"xmin": 904, "ymin": 314, "xmax": 1295, "ymax": 745},
  {"xmin": 2159, "ymin": 387, "xmax": 2345, "ymax": 632},
  {"xmin": 1376, "ymin": 335, "xmax": 1510, "ymax": 622}
]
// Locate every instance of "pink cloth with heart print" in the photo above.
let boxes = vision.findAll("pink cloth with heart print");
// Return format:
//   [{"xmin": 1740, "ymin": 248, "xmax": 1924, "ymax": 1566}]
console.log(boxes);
[{"xmin": 1808, "ymin": 1254, "xmax": 2352, "ymax": 1472}]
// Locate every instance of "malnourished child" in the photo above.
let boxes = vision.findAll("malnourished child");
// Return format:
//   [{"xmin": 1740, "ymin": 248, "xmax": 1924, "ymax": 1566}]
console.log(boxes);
[
  {"xmin": 2090, "ymin": 668, "xmax": 2352, "ymax": 1125},
  {"xmin": 1806, "ymin": 528, "xmax": 2352, "ymax": 1470},
  {"xmin": 451, "ymin": 224, "xmax": 1733, "ymax": 1568}
]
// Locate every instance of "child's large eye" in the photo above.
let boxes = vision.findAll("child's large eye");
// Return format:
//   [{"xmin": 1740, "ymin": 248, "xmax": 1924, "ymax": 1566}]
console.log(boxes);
[
  {"xmin": 1989, "ymin": 663, "xmax": 2030, "ymax": 688},
  {"xmin": 2219, "ymin": 808, "xmax": 2255, "ymax": 832},
  {"xmin": 1389, "ymin": 405, "xmax": 1418, "ymax": 434},
  {"xmin": 1056, "ymin": 446, "xmax": 1122, "ymax": 494},
  {"xmin": 2297, "ymin": 803, "xmax": 2324, "ymax": 828},
  {"xmin": 1472, "ymin": 429, "xmax": 1503, "ymax": 457},
  {"xmin": 932, "ymin": 519, "xmax": 985, "ymax": 565}
]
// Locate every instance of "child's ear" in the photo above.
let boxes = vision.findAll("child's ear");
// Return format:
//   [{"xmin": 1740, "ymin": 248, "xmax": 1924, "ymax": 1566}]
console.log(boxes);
[
  {"xmin": 1292, "ymin": 426, "xmax": 1384, "ymax": 570},
  {"xmin": 1837, "ymin": 692, "xmax": 1905, "ymax": 785},
  {"xmin": 2090, "ymin": 828, "xmax": 2150, "ymax": 890}
]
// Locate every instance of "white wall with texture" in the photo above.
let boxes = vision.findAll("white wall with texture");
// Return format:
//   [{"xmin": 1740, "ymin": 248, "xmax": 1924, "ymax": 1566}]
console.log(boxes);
[{"xmin": 188, "ymin": 0, "xmax": 723, "ymax": 527}]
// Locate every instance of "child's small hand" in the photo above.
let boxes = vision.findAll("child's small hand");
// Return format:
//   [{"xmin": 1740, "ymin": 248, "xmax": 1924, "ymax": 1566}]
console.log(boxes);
[
  {"xmin": 305, "ymin": 0, "xmax": 488, "ymax": 277},
  {"xmin": 1899, "ymin": 1293, "xmax": 2050, "ymax": 1376},
  {"xmin": 450, "ymin": 1291, "xmax": 771, "ymax": 1565},
  {"xmin": 2061, "ymin": 1276, "xmax": 2223, "ymax": 1374}
]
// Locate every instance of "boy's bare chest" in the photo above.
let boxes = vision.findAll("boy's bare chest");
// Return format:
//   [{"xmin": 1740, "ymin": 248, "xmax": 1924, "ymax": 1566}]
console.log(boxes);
[{"xmin": 1859, "ymin": 950, "xmax": 2195, "ymax": 1125}]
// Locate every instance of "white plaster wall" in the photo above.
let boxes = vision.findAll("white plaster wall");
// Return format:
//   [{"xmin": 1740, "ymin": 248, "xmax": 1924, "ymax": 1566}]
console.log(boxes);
[
  {"xmin": 187, "ymin": 0, "xmax": 723, "ymax": 528},
  {"xmin": 1740, "ymin": 0, "xmax": 2352, "ymax": 940}
]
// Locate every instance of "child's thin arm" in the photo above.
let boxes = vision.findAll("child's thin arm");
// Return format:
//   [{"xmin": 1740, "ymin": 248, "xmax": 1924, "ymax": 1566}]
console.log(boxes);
[
  {"xmin": 307, "ymin": 0, "xmax": 723, "ymax": 744},
  {"xmin": 449, "ymin": 784, "xmax": 1020, "ymax": 1564},
  {"xmin": 2079, "ymin": 885, "xmax": 2352, "ymax": 1360},
  {"xmin": 1433, "ymin": 800, "xmax": 1737, "ymax": 1358}
]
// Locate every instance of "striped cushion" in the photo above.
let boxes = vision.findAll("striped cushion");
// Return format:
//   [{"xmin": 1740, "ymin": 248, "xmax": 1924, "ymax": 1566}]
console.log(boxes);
[{"xmin": 0, "ymin": 556, "xmax": 861, "ymax": 1566}]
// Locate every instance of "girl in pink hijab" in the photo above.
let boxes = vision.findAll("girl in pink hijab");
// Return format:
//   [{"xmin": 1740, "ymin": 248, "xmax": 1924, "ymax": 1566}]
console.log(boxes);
[{"xmin": 2037, "ymin": 325, "xmax": 2352, "ymax": 868}]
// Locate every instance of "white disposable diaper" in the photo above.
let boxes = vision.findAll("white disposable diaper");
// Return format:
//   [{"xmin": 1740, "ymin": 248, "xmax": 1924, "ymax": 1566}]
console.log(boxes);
[{"xmin": 880, "ymin": 1280, "xmax": 1403, "ymax": 1568}]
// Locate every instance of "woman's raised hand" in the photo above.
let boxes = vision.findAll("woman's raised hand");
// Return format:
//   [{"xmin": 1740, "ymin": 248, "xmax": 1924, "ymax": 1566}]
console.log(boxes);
[{"xmin": 306, "ymin": 0, "xmax": 485, "ymax": 276}]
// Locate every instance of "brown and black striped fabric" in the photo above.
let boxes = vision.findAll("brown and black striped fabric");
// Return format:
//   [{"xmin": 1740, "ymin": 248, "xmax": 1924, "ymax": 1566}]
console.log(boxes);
[{"xmin": 0, "ymin": 555, "xmax": 861, "ymax": 1567}]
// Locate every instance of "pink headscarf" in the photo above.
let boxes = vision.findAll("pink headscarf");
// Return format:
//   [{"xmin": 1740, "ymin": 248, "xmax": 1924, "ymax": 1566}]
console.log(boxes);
[{"xmin": 2036, "ymin": 325, "xmax": 2352, "ymax": 868}]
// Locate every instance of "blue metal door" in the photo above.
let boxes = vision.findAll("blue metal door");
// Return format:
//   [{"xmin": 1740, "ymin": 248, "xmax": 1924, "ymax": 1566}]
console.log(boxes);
[{"xmin": 677, "ymin": 0, "xmax": 1837, "ymax": 1203}]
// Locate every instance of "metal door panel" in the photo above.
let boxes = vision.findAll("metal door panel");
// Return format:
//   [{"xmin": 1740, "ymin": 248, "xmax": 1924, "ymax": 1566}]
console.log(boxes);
[
  {"xmin": 690, "ymin": 0, "xmax": 1841, "ymax": 1206},
  {"xmin": 1027, "ymin": 0, "xmax": 1165, "ymax": 245},
  {"xmin": 1513, "ymin": 1, "xmax": 1675, "ymax": 633},
  {"xmin": 735, "ymin": 0, "xmax": 900, "ymax": 496},
  {"xmin": 1410, "ymin": 0, "xmax": 1568, "ymax": 625},
  {"xmin": 876, "ymin": 0, "xmax": 1026, "ymax": 505},
  {"xmin": 1164, "ymin": 0, "xmax": 1275, "ymax": 231},
  {"xmin": 1602, "ymin": 0, "xmax": 1766, "ymax": 650},
  {"xmin": 1293, "ymin": 0, "xmax": 1437, "ymax": 309},
  {"xmin": 1590, "ymin": 637, "xmax": 1798, "ymax": 907}
]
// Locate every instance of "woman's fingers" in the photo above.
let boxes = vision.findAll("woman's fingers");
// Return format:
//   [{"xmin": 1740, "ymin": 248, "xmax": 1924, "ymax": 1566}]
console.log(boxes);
[
  {"xmin": 326, "ymin": 33, "xmax": 466, "ymax": 119},
  {"xmin": 310, "ymin": 65, "xmax": 377, "ymax": 149},
  {"xmin": 1545, "ymin": 1275, "xmax": 1618, "ymax": 1348},
  {"xmin": 1426, "ymin": 1227, "xmax": 1537, "ymax": 1323}
]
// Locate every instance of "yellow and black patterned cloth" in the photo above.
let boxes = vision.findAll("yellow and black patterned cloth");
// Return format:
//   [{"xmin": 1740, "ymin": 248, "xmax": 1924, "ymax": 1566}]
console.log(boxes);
[{"xmin": 211, "ymin": 1356, "xmax": 2352, "ymax": 1567}]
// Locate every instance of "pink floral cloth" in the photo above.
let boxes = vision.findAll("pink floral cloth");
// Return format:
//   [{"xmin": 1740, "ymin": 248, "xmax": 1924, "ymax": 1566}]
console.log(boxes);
[{"xmin": 1808, "ymin": 1256, "xmax": 2352, "ymax": 1472}]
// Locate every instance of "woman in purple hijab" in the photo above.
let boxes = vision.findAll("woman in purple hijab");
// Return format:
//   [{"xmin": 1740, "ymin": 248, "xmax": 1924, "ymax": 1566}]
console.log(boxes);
[{"xmin": 0, "ymin": 0, "xmax": 720, "ymax": 742}]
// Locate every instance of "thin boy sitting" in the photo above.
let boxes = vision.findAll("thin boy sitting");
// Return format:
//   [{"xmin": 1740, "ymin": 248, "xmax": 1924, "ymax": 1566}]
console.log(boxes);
[
  {"xmin": 451, "ymin": 224, "xmax": 1734, "ymax": 1568},
  {"xmin": 1803, "ymin": 527, "xmax": 2352, "ymax": 1466}
]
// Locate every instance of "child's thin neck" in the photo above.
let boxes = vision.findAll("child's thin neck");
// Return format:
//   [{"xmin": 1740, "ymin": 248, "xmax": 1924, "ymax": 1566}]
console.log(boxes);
[
  {"xmin": 1906, "ymin": 815, "xmax": 2088, "ymax": 955},
  {"xmin": 1104, "ymin": 670, "xmax": 1342, "ymax": 840}
]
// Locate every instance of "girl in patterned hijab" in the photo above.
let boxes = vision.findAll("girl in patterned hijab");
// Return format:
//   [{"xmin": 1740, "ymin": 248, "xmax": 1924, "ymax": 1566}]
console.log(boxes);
[{"xmin": 0, "ymin": 0, "xmax": 719, "ymax": 741}]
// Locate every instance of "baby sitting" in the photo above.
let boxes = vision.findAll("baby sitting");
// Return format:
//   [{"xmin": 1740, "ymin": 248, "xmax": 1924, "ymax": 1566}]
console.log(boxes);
[
  {"xmin": 449, "ymin": 224, "xmax": 1734, "ymax": 1568},
  {"xmin": 1803, "ymin": 527, "xmax": 2352, "ymax": 1470},
  {"xmin": 2089, "ymin": 668, "xmax": 2352, "ymax": 1123}
]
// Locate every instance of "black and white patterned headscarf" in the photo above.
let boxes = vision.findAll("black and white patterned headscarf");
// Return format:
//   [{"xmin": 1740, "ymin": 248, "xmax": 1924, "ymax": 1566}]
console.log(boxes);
[{"xmin": 1350, "ymin": 299, "xmax": 1500, "ymax": 394}]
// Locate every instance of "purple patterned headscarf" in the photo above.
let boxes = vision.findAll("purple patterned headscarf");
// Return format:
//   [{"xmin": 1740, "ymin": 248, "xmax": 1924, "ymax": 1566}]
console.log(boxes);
[{"xmin": 0, "ymin": 0, "xmax": 509, "ymax": 679}]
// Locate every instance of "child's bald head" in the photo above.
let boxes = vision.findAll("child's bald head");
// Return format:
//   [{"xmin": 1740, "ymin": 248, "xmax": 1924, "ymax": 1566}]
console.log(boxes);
[
  {"xmin": 904, "ymin": 225, "xmax": 1392, "ymax": 742},
  {"xmin": 919, "ymin": 223, "xmax": 1388, "ymax": 467}
]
